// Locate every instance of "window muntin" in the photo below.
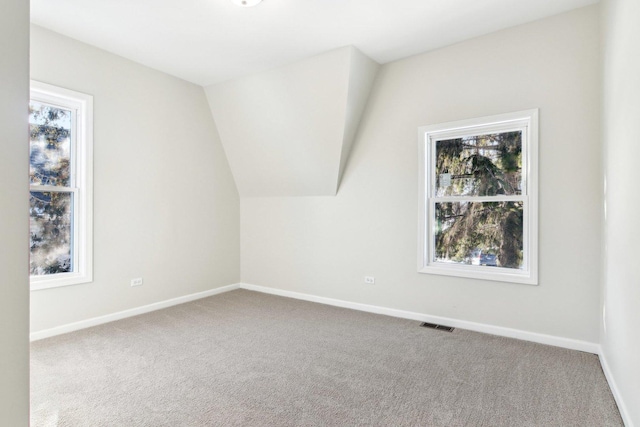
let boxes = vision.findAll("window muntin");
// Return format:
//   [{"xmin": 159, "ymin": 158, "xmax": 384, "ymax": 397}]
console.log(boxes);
[
  {"xmin": 418, "ymin": 110, "xmax": 538, "ymax": 285},
  {"xmin": 29, "ymin": 81, "xmax": 93, "ymax": 290}
]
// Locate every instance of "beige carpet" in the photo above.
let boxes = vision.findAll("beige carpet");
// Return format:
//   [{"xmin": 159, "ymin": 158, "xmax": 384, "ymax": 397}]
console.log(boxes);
[{"xmin": 31, "ymin": 289, "xmax": 622, "ymax": 426}]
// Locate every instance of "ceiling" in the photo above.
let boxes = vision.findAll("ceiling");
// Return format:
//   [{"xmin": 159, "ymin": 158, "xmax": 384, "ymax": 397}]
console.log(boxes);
[{"xmin": 31, "ymin": 0, "xmax": 598, "ymax": 86}]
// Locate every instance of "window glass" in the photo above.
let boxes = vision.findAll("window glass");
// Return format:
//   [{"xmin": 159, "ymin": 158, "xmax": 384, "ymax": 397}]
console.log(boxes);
[
  {"xmin": 435, "ymin": 131, "xmax": 522, "ymax": 197},
  {"xmin": 434, "ymin": 201, "xmax": 523, "ymax": 269},
  {"xmin": 29, "ymin": 191, "xmax": 73, "ymax": 275},
  {"xmin": 29, "ymin": 101, "xmax": 72, "ymax": 187}
]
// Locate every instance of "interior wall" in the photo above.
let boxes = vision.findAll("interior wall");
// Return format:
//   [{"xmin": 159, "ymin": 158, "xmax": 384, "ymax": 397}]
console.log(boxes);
[
  {"xmin": 241, "ymin": 6, "xmax": 602, "ymax": 343},
  {"xmin": 601, "ymin": 0, "xmax": 640, "ymax": 423},
  {"xmin": 30, "ymin": 25, "xmax": 240, "ymax": 333},
  {"xmin": 0, "ymin": 0, "xmax": 30, "ymax": 424}
]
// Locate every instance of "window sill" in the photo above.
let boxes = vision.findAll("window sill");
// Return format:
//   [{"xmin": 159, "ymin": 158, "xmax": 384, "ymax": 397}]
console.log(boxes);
[
  {"xmin": 30, "ymin": 273, "xmax": 93, "ymax": 291},
  {"xmin": 418, "ymin": 264, "xmax": 537, "ymax": 285}
]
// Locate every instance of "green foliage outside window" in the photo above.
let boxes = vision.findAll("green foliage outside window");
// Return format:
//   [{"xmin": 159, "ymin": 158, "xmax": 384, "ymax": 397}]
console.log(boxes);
[
  {"xmin": 434, "ymin": 132, "xmax": 524, "ymax": 269},
  {"xmin": 29, "ymin": 102, "xmax": 73, "ymax": 275}
]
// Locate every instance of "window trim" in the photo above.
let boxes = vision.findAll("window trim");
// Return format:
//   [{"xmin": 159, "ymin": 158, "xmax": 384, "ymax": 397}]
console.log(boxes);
[
  {"xmin": 417, "ymin": 109, "xmax": 538, "ymax": 285},
  {"xmin": 30, "ymin": 81, "xmax": 93, "ymax": 291}
]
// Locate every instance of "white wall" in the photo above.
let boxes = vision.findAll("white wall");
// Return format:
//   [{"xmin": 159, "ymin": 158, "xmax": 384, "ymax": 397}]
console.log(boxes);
[
  {"xmin": 0, "ymin": 0, "xmax": 30, "ymax": 424},
  {"xmin": 601, "ymin": 0, "xmax": 640, "ymax": 424},
  {"xmin": 30, "ymin": 26, "xmax": 240, "ymax": 333},
  {"xmin": 241, "ymin": 6, "xmax": 602, "ymax": 343}
]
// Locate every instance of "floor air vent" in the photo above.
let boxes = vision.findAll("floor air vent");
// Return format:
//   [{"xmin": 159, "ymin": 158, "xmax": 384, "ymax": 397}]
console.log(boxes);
[{"xmin": 420, "ymin": 322, "xmax": 454, "ymax": 332}]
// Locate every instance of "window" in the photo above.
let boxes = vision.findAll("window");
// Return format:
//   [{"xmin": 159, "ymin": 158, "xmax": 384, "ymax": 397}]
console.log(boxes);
[
  {"xmin": 418, "ymin": 110, "xmax": 538, "ymax": 285},
  {"xmin": 29, "ymin": 81, "xmax": 93, "ymax": 290}
]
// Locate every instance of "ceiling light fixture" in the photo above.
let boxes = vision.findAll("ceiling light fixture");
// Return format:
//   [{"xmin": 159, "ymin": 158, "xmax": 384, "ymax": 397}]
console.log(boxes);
[{"xmin": 231, "ymin": 0, "xmax": 262, "ymax": 7}]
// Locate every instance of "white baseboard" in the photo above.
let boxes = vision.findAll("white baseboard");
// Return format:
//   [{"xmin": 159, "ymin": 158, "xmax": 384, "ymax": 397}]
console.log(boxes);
[
  {"xmin": 30, "ymin": 283, "xmax": 241, "ymax": 341},
  {"xmin": 239, "ymin": 283, "xmax": 600, "ymax": 354},
  {"xmin": 598, "ymin": 347, "xmax": 634, "ymax": 427},
  {"xmin": 31, "ymin": 280, "xmax": 600, "ymax": 355}
]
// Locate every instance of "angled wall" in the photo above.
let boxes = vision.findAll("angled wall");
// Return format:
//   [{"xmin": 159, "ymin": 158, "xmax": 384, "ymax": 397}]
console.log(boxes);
[{"xmin": 206, "ymin": 46, "xmax": 378, "ymax": 197}]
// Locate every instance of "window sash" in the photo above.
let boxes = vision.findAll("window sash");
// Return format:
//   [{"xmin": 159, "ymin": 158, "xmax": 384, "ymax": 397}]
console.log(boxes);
[
  {"xmin": 426, "ymin": 197, "xmax": 530, "ymax": 272},
  {"xmin": 428, "ymin": 125, "xmax": 529, "ymax": 200},
  {"xmin": 29, "ymin": 188, "xmax": 77, "ymax": 278}
]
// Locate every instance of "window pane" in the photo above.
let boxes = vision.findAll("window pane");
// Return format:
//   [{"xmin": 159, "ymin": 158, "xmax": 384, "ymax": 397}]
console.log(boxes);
[
  {"xmin": 435, "ymin": 131, "xmax": 522, "ymax": 197},
  {"xmin": 30, "ymin": 191, "xmax": 73, "ymax": 275},
  {"xmin": 29, "ymin": 101, "xmax": 72, "ymax": 187},
  {"xmin": 434, "ymin": 201, "xmax": 523, "ymax": 270}
]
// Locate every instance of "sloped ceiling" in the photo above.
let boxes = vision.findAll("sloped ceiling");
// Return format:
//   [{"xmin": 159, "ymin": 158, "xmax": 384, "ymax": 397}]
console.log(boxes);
[{"xmin": 205, "ymin": 46, "xmax": 378, "ymax": 197}]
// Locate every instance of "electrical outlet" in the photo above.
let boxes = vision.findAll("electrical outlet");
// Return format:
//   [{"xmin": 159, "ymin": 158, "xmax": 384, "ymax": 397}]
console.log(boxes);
[
  {"xmin": 130, "ymin": 277, "xmax": 143, "ymax": 287},
  {"xmin": 364, "ymin": 276, "xmax": 375, "ymax": 284}
]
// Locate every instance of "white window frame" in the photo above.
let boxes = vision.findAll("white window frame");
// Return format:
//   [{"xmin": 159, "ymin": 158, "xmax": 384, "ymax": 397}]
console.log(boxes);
[
  {"xmin": 30, "ymin": 81, "xmax": 93, "ymax": 291},
  {"xmin": 417, "ymin": 109, "xmax": 538, "ymax": 285}
]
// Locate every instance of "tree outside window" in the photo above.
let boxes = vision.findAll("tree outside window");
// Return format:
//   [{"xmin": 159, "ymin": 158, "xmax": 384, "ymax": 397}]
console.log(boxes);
[
  {"xmin": 418, "ymin": 110, "xmax": 538, "ymax": 285},
  {"xmin": 30, "ymin": 81, "xmax": 93, "ymax": 290},
  {"xmin": 29, "ymin": 102, "xmax": 74, "ymax": 275}
]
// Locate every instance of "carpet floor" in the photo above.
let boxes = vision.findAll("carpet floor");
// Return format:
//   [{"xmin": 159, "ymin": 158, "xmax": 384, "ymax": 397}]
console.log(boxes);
[{"xmin": 31, "ymin": 289, "xmax": 623, "ymax": 426}]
